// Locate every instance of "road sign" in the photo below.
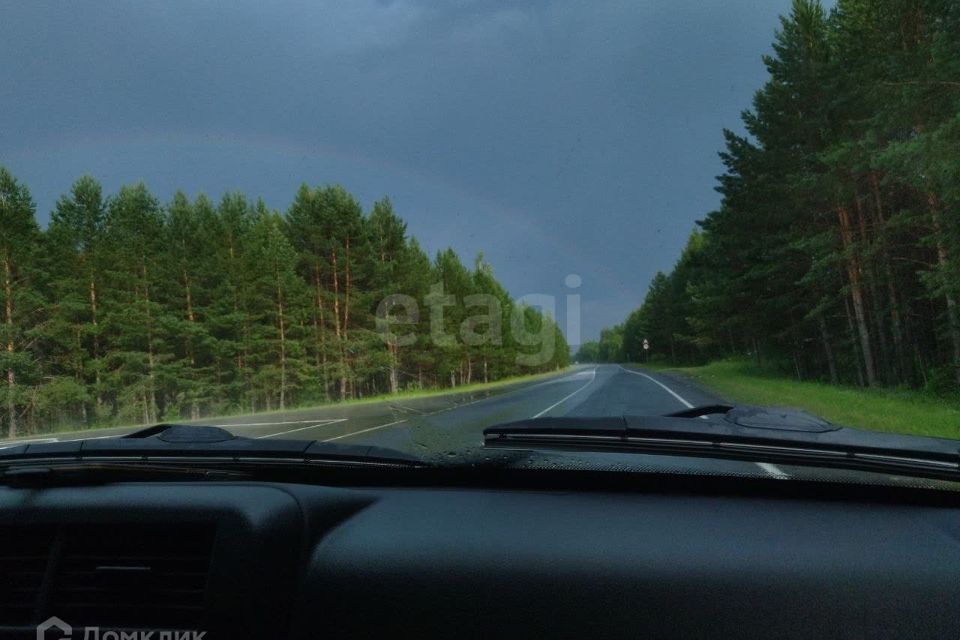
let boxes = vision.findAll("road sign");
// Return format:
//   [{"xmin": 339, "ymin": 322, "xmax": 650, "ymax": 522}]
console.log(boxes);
[{"xmin": 642, "ymin": 339, "xmax": 649, "ymax": 351}]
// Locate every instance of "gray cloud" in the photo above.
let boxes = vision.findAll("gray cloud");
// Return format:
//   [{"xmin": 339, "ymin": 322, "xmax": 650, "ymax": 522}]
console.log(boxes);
[{"xmin": 1, "ymin": 0, "xmax": 795, "ymax": 343}]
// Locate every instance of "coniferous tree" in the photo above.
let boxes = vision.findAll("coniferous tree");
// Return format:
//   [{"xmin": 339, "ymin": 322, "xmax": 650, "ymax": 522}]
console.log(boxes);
[
  {"xmin": 0, "ymin": 167, "xmax": 571, "ymax": 433},
  {"xmin": 0, "ymin": 168, "xmax": 41, "ymax": 437}
]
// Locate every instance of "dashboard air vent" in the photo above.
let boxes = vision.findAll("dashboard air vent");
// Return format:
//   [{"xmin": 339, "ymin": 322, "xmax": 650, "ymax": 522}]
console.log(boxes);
[
  {"xmin": 0, "ymin": 526, "xmax": 56, "ymax": 625},
  {"xmin": 50, "ymin": 523, "xmax": 214, "ymax": 630}
]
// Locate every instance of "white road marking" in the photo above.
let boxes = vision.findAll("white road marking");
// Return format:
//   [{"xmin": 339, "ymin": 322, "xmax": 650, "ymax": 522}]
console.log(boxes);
[
  {"xmin": 0, "ymin": 437, "xmax": 59, "ymax": 446},
  {"xmin": 322, "ymin": 392, "xmax": 508, "ymax": 442},
  {"xmin": 618, "ymin": 365, "xmax": 694, "ymax": 408},
  {"xmin": 211, "ymin": 418, "xmax": 343, "ymax": 427},
  {"xmin": 322, "ymin": 419, "xmax": 407, "ymax": 442},
  {"xmin": 617, "ymin": 365, "xmax": 789, "ymax": 479},
  {"xmin": 2, "ymin": 369, "xmax": 791, "ymax": 484},
  {"xmin": 422, "ymin": 396, "xmax": 484, "ymax": 416},
  {"xmin": 388, "ymin": 404, "xmax": 422, "ymax": 415},
  {"xmin": 532, "ymin": 368, "xmax": 597, "ymax": 418},
  {"xmin": 2, "ymin": 420, "xmax": 353, "ymax": 447},
  {"xmin": 255, "ymin": 419, "xmax": 347, "ymax": 439},
  {"xmin": 0, "ymin": 434, "xmax": 125, "ymax": 448},
  {"xmin": 323, "ymin": 370, "xmax": 596, "ymax": 442},
  {"xmin": 0, "ymin": 370, "xmax": 589, "ymax": 448}
]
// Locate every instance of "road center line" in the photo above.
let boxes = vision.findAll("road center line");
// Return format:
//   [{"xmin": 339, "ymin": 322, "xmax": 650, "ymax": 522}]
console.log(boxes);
[
  {"xmin": 326, "ymin": 370, "xmax": 597, "ymax": 442},
  {"xmin": 617, "ymin": 365, "xmax": 789, "ymax": 479},
  {"xmin": 213, "ymin": 418, "xmax": 343, "ymax": 427},
  {"xmin": 325, "ymin": 378, "xmax": 559, "ymax": 442},
  {"xmin": 532, "ymin": 368, "xmax": 597, "ymax": 418},
  {"xmin": 255, "ymin": 419, "xmax": 347, "ymax": 439},
  {"xmin": 2, "ymin": 370, "xmax": 588, "ymax": 448},
  {"xmin": 322, "ymin": 419, "xmax": 407, "ymax": 442}
]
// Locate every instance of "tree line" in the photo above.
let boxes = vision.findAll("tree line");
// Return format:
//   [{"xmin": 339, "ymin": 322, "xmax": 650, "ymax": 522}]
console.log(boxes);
[
  {"xmin": 579, "ymin": 0, "xmax": 960, "ymax": 395},
  {"xmin": 0, "ymin": 168, "xmax": 569, "ymax": 437}
]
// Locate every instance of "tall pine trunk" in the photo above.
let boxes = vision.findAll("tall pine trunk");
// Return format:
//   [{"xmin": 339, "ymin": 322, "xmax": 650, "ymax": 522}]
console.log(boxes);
[
  {"xmin": 312, "ymin": 264, "xmax": 330, "ymax": 400},
  {"xmin": 871, "ymin": 173, "xmax": 906, "ymax": 383},
  {"xmin": 331, "ymin": 249, "xmax": 347, "ymax": 399},
  {"xmin": 388, "ymin": 342, "xmax": 399, "ymax": 394},
  {"xmin": 142, "ymin": 261, "xmax": 157, "ymax": 423},
  {"xmin": 854, "ymin": 193, "xmax": 890, "ymax": 383},
  {"xmin": 928, "ymin": 195, "xmax": 960, "ymax": 387},
  {"xmin": 344, "ymin": 237, "xmax": 353, "ymax": 399},
  {"xmin": 842, "ymin": 295, "xmax": 865, "ymax": 387},
  {"xmin": 344, "ymin": 237, "xmax": 351, "ymax": 342},
  {"xmin": 3, "ymin": 254, "xmax": 15, "ymax": 438},
  {"xmin": 837, "ymin": 204, "xmax": 877, "ymax": 386},
  {"xmin": 88, "ymin": 273, "xmax": 103, "ymax": 413},
  {"xmin": 183, "ymin": 267, "xmax": 200, "ymax": 420},
  {"xmin": 275, "ymin": 262, "xmax": 287, "ymax": 410},
  {"xmin": 817, "ymin": 314, "xmax": 839, "ymax": 385}
]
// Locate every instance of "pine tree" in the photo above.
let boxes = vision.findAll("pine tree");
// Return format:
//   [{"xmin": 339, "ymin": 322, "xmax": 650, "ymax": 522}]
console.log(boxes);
[
  {"xmin": 0, "ymin": 168, "xmax": 42, "ymax": 437},
  {"xmin": 100, "ymin": 183, "xmax": 169, "ymax": 423},
  {"xmin": 44, "ymin": 176, "xmax": 107, "ymax": 424},
  {"xmin": 0, "ymin": 167, "xmax": 570, "ymax": 431},
  {"xmin": 243, "ymin": 205, "xmax": 306, "ymax": 410}
]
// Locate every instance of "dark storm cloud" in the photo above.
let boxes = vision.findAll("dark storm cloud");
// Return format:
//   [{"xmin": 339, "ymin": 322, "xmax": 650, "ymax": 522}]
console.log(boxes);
[{"xmin": 1, "ymin": 0, "xmax": 795, "ymax": 343}]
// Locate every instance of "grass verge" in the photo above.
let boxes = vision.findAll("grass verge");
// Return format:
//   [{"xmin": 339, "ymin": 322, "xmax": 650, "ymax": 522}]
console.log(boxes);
[
  {"xmin": 646, "ymin": 359, "xmax": 960, "ymax": 439},
  {"xmin": 188, "ymin": 367, "xmax": 572, "ymax": 415}
]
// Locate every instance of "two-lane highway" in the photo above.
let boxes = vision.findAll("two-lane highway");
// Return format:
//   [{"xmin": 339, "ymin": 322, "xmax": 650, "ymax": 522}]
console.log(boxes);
[
  {"xmin": 308, "ymin": 363, "xmax": 786, "ymax": 476},
  {"xmin": 0, "ymin": 364, "xmax": 787, "ymax": 476}
]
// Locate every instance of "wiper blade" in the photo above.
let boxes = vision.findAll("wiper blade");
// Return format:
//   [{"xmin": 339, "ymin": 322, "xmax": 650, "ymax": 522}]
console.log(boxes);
[
  {"xmin": 483, "ymin": 410, "xmax": 960, "ymax": 482},
  {"xmin": 1, "ymin": 462, "xmax": 248, "ymax": 488},
  {"xmin": 0, "ymin": 424, "xmax": 426, "ymax": 469}
]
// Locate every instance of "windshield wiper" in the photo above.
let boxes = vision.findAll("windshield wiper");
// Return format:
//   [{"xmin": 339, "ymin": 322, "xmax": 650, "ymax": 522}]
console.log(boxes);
[
  {"xmin": 0, "ymin": 424, "xmax": 426, "ymax": 469},
  {"xmin": 1, "ymin": 462, "xmax": 249, "ymax": 488},
  {"xmin": 483, "ymin": 408, "xmax": 960, "ymax": 482}
]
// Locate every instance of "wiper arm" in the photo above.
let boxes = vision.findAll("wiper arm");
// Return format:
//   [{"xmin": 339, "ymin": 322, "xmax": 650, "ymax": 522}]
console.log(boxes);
[
  {"xmin": 665, "ymin": 404, "xmax": 735, "ymax": 418},
  {"xmin": 483, "ymin": 411, "xmax": 960, "ymax": 482}
]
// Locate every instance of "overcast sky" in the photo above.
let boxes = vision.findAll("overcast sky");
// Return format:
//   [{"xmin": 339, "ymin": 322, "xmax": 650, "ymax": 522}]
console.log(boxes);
[{"xmin": 1, "ymin": 0, "xmax": 798, "ymax": 345}]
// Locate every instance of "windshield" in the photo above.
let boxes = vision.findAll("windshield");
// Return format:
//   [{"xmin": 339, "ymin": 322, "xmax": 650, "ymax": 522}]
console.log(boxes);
[{"xmin": 2, "ymin": 1, "xmax": 960, "ymax": 481}]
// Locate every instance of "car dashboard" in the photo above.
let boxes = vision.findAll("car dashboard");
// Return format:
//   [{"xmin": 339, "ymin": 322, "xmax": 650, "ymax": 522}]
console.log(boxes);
[{"xmin": 2, "ymin": 471, "xmax": 960, "ymax": 639}]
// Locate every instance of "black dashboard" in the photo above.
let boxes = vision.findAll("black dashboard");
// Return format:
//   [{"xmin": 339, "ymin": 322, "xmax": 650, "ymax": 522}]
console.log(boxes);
[{"xmin": 2, "ymin": 472, "xmax": 960, "ymax": 639}]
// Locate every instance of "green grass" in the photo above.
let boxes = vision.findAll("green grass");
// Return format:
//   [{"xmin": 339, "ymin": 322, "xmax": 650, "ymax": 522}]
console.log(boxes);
[
  {"xmin": 646, "ymin": 359, "xmax": 960, "ymax": 439},
  {"xmin": 194, "ymin": 367, "xmax": 571, "ymax": 414}
]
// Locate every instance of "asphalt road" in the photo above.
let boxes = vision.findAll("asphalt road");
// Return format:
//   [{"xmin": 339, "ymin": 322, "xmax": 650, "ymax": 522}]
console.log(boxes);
[{"xmin": 0, "ymin": 364, "xmax": 792, "ymax": 477}]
